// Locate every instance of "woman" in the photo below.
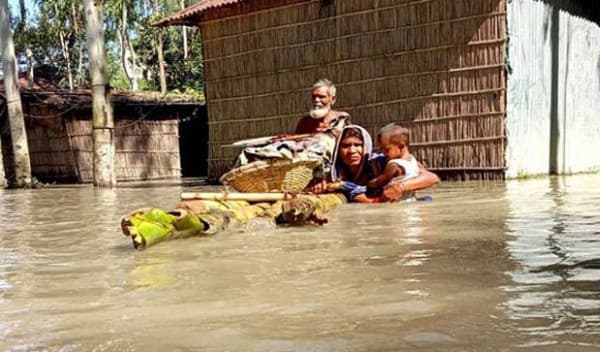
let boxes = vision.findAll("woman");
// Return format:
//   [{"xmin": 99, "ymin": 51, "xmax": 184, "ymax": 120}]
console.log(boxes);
[{"xmin": 311, "ymin": 124, "xmax": 439, "ymax": 203}]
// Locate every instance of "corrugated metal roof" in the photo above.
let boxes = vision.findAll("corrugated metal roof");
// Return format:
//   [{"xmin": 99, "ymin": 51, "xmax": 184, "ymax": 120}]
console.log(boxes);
[{"xmin": 153, "ymin": 0, "xmax": 244, "ymax": 27}]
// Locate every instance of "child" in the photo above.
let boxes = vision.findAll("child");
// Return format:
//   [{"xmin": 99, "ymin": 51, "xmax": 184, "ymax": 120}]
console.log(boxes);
[{"xmin": 368, "ymin": 123, "xmax": 419, "ymax": 190}]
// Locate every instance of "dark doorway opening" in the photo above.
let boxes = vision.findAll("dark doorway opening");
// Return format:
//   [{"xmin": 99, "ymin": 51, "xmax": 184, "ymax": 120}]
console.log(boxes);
[{"xmin": 179, "ymin": 104, "xmax": 208, "ymax": 177}]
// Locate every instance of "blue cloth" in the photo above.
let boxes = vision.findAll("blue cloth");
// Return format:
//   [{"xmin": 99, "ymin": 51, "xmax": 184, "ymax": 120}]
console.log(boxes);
[
  {"xmin": 365, "ymin": 153, "xmax": 387, "ymax": 180},
  {"xmin": 339, "ymin": 181, "xmax": 368, "ymax": 201}
]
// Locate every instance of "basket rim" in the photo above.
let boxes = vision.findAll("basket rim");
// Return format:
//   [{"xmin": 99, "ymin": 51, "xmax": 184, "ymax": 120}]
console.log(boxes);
[
  {"xmin": 219, "ymin": 158, "xmax": 321, "ymax": 192},
  {"xmin": 220, "ymin": 159, "xmax": 320, "ymax": 182}
]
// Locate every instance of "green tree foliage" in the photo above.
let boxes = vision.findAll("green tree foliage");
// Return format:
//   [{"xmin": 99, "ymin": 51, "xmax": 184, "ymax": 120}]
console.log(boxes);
[
  {"xmin": 9, "ymin": 0, "xmax": 204, "ymax": 96},
  {"xmin": 137, "ymin": 6, "xmax": 204, "ymax": 96},
  {"xmin": 13, "ymin": 0, "xmax": 86, "ymax": 89}
]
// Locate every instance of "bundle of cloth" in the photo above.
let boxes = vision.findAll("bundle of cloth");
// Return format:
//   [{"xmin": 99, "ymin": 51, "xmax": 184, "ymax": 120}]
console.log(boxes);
[{"xmin": 235, "ymin": 116, "xmax": 349, "ymax": 178}]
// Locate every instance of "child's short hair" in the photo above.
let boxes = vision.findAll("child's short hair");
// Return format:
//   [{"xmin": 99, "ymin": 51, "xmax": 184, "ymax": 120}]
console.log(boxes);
[{"xmin": 377, "ymin": 123, "xmax": 410, "ymax": 147}]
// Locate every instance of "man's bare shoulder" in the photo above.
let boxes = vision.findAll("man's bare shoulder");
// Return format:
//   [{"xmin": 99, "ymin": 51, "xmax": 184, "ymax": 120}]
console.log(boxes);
[
  {"xmin": 295, "ymin": 115, "xmax": 317, "ymax": 134},
  {"xmin": 298, "ymin": 114, "xmax": 312, "ymax": 122}
]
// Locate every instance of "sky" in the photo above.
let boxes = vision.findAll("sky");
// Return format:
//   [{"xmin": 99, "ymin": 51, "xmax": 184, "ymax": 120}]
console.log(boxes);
[{"xmin": 7, "ymin": 0, "xmax": 38, "ymax": 21}]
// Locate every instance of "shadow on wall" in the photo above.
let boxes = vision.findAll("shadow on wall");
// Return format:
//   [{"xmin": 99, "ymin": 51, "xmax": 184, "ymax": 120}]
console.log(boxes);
[
  {"xmin": 536, "ymin": 0, "xmax": 600, "ymax": 25},
  {"xmin": 0, "ymin": 102, "xmax": 16, "ymax": 185}
]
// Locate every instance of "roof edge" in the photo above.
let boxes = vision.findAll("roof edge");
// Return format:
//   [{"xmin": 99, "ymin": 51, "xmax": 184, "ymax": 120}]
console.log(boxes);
[{"xmin": 152, "ymin": 0, "xmax": 244, "ymax": 27}]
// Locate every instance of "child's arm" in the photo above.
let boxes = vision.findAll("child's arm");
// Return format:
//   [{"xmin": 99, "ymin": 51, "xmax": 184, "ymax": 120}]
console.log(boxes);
[
  {"xmin": 368, "ymin": 163, "xmax": 404, "ymax": 189},
  {"xmin": 381, "ymin": 162, "xmax": 440, "ymax": 202}
]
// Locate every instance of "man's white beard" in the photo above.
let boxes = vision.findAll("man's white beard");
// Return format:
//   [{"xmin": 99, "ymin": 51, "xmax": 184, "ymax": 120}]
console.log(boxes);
[{"xmin": 309, "ymin": 104, "xmax": 331, "ymax": 119}]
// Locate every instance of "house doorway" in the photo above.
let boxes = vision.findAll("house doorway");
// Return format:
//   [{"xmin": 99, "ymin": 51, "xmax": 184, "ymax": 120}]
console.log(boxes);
[{"xmin": 179, "ymin": 104, "xmax": 208, "ymax": 177}]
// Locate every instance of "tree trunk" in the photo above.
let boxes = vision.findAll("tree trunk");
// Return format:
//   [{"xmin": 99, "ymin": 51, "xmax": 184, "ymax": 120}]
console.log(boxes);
[
  {"xmin": 119, "ymin": 3, "xmax": 137, "ymax": 91},
  {"xmin": 17, "ymin": 0, "xmax": 25, "ymax": 30},
  {"xmin": 0, "ymin": 0, "xmax": 32, "ymax": 188},
  {"xmin": 181, "ymin": 0, "xmax": 188, "ymax": 60},
  {"xmin": 56, "ymin": 3, "xmax": 73, "ymax": 90},
  {"xmin": 84, "ymin": 0, "xmax": 116, "ymax": 188},
  {"xmin": 153, "ymin": 0, "xmax": 167, "ymax": 94},
  {"xmin": 59, "ymin": 31, "xmax": 74, "ymax": 90},
  {"xmin": 26, "ymin": 48, "xmax": 34, "ymax": 88},
  {"xmin": 127, "ymin": 38, "xmax": 138, "ymax": 91},
  {"xmin": 71, "ymin": 1, "xmax": 84, "ymax": 87},
  {"xmin": 77, "ymin": 46, "xmax": 84, "ymax": 86},
  {"xmin": 157, "ymin": 31, "xmax": 167, "ymax": 94}
]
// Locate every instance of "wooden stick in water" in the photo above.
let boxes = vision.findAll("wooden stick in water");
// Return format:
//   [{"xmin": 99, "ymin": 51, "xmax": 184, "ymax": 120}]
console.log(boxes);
[{"xmin": 181, "ymin": 191, "xmax": 296, "ymax": 202}]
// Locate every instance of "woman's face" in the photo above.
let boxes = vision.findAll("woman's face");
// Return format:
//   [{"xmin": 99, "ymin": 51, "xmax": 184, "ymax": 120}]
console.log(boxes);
[{"xmin": 339, "ymin": 136, "xmax": 364, "ymax": 167}]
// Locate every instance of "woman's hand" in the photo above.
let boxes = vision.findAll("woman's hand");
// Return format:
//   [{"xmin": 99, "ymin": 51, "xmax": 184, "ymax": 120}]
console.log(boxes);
[
  {"xmin": 306, "ymin": 179, "xmax": 328, "ymax": 194},
  {"xmin": 381, "ymin": 166, "xmax": 440, "ymax": 202},
  {"xmin": 381, "ymin": 182, "xmax": 405, "ymax": 202}
]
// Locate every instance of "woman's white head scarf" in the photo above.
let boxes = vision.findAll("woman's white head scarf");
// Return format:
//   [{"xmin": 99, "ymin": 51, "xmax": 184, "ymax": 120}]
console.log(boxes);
[{"xmin": 330, "ymin": 124, "xmax": 373, "ymax": 182}]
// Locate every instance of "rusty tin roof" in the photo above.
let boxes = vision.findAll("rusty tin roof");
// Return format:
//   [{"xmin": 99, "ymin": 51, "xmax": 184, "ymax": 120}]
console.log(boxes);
[{"xmin": 153, "ymin": 0, "xmax": 244, "ymax": 27}]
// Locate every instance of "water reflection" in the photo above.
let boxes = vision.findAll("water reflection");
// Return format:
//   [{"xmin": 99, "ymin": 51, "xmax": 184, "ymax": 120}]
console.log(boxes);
[{"xmin": 505, "ymin": 175, "xmax": 600, "ymax": 347}]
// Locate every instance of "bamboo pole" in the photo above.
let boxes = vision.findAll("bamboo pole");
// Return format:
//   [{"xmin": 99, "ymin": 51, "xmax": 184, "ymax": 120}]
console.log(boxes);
[
  {"xmin": 121, "ymin": 193, "xmax": 347, "ymax": 250},
  {"xmin": 181, "ymin": 191, "xmax": 296, "ymax": 202}
]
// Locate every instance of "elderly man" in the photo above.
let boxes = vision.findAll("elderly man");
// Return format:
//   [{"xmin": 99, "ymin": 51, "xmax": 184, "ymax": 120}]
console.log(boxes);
[
  {"xmin": 232, "ymin": 79, "xmax": 348, "ymax": 167},
  {"xmin": 295, "ymin": 79, "xmax": 350, "ymax": 134}
]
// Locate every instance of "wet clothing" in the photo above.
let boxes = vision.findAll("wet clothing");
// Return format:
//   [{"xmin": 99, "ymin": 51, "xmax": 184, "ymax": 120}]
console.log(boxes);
[
  {"xmin": 330, "ymin": 126, "xmax": 423, "ymax": 202},
  {"xmin": 388, "ymin": 155, "xmax": 419, "ymax": 182}
]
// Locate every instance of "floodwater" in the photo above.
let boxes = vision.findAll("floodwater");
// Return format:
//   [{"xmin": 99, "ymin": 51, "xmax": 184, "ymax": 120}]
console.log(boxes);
[{"xmin": 1, "ymin": 174, "xmax": 599, "ymax": 351}]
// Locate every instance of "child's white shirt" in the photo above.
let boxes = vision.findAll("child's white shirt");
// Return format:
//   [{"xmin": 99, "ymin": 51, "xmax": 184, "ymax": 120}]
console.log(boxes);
[{"xmin": 387, "ymin": 155, "xmax": 419, "ymax": 181}]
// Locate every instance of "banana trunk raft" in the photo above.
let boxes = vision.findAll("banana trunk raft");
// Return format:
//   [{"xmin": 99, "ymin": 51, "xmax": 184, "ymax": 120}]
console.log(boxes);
[{"xmin": 121, "ymin": 193, "xmax": 347, "ymax": 250}]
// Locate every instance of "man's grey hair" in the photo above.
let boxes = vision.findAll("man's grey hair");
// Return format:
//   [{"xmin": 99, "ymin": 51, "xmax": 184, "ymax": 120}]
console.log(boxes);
[{"xmin": 312, "ymin": 78, "xmax": 336, "ymax": 97}]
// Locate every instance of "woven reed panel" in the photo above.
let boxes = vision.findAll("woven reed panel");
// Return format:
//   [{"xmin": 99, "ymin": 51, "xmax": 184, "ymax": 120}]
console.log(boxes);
[
  {"xmin": 25, "ymin": 113, "xmax": 181, "ymax": 183},
  {"xmin": 25, "ymin": 106, "xmax": 80, "ymax": 181},
  {"xmin": 201, "ymin": 0, "xmax": 507, "ymax": 179}
]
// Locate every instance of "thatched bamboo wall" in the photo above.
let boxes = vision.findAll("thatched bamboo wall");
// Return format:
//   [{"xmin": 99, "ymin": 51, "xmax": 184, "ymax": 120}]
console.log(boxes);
[
  {"xmin": 23, "ymin": 99, "xmax": 183, "ymax": 183},
  {"xmin": 199, "ymin": 0, "xmax": 507, "ymax": 180}
]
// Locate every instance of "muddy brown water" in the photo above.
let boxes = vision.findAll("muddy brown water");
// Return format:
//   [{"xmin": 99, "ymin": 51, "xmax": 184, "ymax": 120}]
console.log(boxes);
[{"xmin": 1, "ymin": 175, "xmax": 599, "ymax": 351}]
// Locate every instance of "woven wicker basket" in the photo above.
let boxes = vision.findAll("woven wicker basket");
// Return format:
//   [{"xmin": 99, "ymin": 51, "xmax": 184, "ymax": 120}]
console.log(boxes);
[{"xmin": 219, "ymin": 159, "xmax": 320, "ymax": 193}]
